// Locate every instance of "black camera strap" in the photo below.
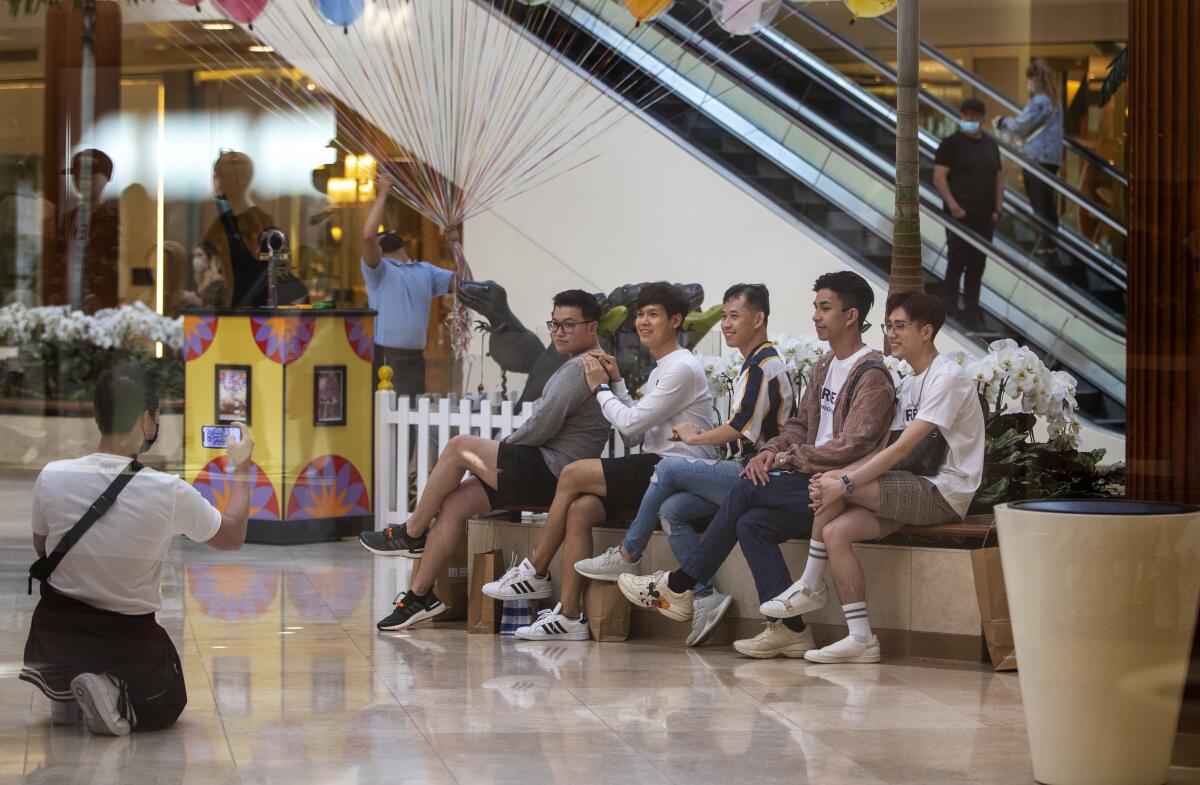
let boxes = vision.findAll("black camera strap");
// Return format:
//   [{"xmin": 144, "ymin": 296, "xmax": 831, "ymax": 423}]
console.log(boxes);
[{"xmin": 28, "ymin": 459, "xmax": 143, "ymax": 595}]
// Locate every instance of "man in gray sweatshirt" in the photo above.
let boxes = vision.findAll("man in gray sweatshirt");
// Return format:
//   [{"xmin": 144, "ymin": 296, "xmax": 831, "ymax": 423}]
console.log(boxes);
[{"xmin": 360, "ymin": 289, "xmax": 611, "ymax": 631}]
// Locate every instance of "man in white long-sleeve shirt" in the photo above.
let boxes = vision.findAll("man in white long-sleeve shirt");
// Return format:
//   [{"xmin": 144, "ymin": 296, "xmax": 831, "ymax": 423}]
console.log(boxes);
[{"xmin": 483, "ymin": 283, "xmax": 715, "ymax": 640}]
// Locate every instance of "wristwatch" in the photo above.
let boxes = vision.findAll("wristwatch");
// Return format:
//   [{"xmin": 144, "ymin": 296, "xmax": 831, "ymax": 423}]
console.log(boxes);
[
  {"xmin": 841, "ymin": 474, "xmax": 855, "ymax": 495},
  {"xmin": 592, "ymin": 383, "xmax": 611, "ymax": 396}
]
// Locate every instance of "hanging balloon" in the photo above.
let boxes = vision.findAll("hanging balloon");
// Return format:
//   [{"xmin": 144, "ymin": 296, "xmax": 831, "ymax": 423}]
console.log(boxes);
[
  {"xmin": 624, "ymin": 0, "xmax": 674, "ymax": 25},
  {"xmin": 707, "ymin": 0, "xmax": 782, "ymax": 35},
  {"xmin": 213, "ymin": 0, "xmax": 269, "ymax": 28},
  {"xmin": 314, "ymin": 0, "xmax": 365, "ymax": 30},
  {"xmin": 842, "ymin": 0, "xmax": 897, "ymax": 19}
]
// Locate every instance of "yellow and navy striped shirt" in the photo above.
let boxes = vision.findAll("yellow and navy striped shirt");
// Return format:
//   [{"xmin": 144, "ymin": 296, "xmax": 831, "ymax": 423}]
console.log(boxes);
[{"xmin": 728, "ymin": 341, "xmax": 796, "ymax": 457}]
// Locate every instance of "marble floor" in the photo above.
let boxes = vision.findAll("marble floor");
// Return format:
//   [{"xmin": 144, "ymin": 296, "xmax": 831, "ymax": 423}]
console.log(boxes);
[{"xmin": 0, "ymin": 476, "xmax": 1197, "ymax": 785}]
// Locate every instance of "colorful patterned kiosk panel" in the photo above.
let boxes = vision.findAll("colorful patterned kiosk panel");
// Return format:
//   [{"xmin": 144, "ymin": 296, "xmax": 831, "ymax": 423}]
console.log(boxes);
[{"xmin": 184, "ymin": 309, "xmax": 375, "ymax": 544}]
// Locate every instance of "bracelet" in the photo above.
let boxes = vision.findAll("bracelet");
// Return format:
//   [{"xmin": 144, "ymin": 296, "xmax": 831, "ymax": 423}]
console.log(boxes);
[{"xmin": 841, "ymin": 474, "xmax": 855, "ymax": 495}]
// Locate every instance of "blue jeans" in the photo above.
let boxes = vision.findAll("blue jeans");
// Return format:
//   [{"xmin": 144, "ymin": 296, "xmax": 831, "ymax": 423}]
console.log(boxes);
[
  {"xmin": 680, "ymin": 472, "xmax": 815, "ymax": 626},
  {"xmin": 620, "ymin": 458, "xmax": 744, "ymax": 595}
]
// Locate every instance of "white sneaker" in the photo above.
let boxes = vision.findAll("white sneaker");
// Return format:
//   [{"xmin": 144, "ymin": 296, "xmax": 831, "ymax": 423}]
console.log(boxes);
[
  {"xmin": 70, "ymin": 673, "xmax": 131, "ymax": 736},
  {"xmin": 574, "ymin": 545, "xmax": 640, "ymax": 581},
  {"xmin": 49, "ymin": 700, "xmax": 81, "ymax": 725},
  {"xmin": 483, "ymin": 558, "xmax": 553, "ymax": 600},
  {"xmin": 687, "ymin": 590, "xmax": 733, "ymax": 647},
  {"xmin": 733, "ymin": 622, "xmax": 815, "ymax": 659},
  {"xmin": 514, "ymin": 603, "xmax": 590, "ymax": 641},
  {"xmin": 617, "ymin": 571, "xmax": 693, "ymax": 621},
  {"xmin": 804, "ymin": 634, "xmax": 882, "ymax": 664},
  {"xmin": 759, "ymin": 580, "xmax": 828, "ymax": 618}
]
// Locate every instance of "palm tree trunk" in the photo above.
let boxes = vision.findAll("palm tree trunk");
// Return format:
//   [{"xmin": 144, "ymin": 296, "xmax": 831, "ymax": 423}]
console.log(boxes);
[{"xmin": 890, "ymin": 0, "xmax": 924, "ymax": 296}]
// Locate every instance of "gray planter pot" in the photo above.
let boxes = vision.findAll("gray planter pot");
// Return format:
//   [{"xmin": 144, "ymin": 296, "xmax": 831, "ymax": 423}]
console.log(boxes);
[{"xmin": 996, "ymin": 499, "xmax": 1200, "ymax": 785}]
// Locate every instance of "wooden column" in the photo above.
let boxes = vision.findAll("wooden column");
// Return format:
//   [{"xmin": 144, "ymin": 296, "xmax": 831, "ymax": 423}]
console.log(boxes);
[
  {"xmin": 40, "ymin": 1, "xmax": 122, "ymax": 306},
  {"xmin": 1126, "ymin": 0, "xmax": 1200, "ymax": 738}
]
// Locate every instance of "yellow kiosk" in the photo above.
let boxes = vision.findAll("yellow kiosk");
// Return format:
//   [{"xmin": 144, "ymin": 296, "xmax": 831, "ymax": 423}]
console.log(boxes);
[{"xmin": 182, "ymin": 308, "xmax": 376, "ymax": 544}]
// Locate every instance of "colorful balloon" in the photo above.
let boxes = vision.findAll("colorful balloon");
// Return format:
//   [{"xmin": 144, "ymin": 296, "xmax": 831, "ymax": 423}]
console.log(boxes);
[
  {"xmin": 313, "ymin": 0, "xmax": 364, "ymax": 29},
  {"xmin": 213, "ymin": 0, "xmax": 268, "ymax": 27},
  {"xmin": 624, "ymin": 0, "xmax": 674, "ymax": 25},
  {"xmin": 708, "ymin": 0, "xmax": 781, "ymax": 35},
  {"xmin": 842, "ymin": 0, "xmax": 897, "ymax": 19}
]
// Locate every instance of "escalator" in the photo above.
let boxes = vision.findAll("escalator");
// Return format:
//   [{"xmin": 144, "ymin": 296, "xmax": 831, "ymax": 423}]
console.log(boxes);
[{"xmin": 484, "ymin": 0, "xmax": 1125, "ymax": 431}]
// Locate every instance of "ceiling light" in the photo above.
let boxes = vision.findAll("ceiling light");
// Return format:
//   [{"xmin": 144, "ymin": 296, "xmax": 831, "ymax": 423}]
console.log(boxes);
[
  {"xmin": 249, "ymin": 45, "xmax": 275, "ymax": 53},
  {"xmin": 203, "ymin": 22, "xmax": 235, "ymax": 30}
]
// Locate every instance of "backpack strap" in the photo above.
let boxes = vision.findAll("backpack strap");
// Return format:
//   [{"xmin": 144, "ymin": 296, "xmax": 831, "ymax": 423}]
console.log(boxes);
[
  {"xmin": 28, "ymin": 459, "xmax": 143, "ymax": 595},
  {"xmin": 843, "ymin": 359, "xmax": 895, "ymax": 407}
]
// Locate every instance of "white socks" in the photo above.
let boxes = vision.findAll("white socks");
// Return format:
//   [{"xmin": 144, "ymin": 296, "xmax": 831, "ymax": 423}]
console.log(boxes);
[
  {"xmin": 843, "ymin": 602, "xmax": 872, "ymax": 643},
  {"xmin": 798, "ymin": 541, "xmax": 829, "ymax": 592}
]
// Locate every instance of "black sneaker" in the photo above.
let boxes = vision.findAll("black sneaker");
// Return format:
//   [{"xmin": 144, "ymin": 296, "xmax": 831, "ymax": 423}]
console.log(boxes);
[
  {"xmin": 377, "ymin": 590, "xmax": 446, "ymax": 631},
  {"xmin": 359, "ymin": 524, "xmax": 426, "ymax": 557}
]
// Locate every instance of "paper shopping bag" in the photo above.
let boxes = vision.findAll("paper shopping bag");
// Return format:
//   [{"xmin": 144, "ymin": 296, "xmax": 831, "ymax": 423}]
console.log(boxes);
[
  {"xmin": 584, "ymin": 580, "xmax": 630, "ymax": 642},
  {"xmin": 409, "ymin": 536, "xmax": 469, "ymax": 622},
  {"xmin": 467, "ymin": 549, "xmax": 503, "ymax": 634},
  {"xmin": 971, "ymin": 545, "xmax": 1018, "ymax": 671}
]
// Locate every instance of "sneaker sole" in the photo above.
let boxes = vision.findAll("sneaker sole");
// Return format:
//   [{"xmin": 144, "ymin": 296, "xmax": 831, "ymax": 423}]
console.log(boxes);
[
  {"xmin": 732, "ymin": 641, "xmax": 813, "ymax": 659},
  {"xmin": 573, "ymin": 566, "xmax": 635, "ymax": 582},
  {"xmin": 617, "ymin": 579, "xmax": 692, "ymax": 622},
  {"xmin": 482, "ymin": 586, "xmax": 553, "ymax": 601},
  {"xmin": 687, "ymin": 593, "xmax": 733, "ymax": 647},
  {"xmin": 759, "ymin": 594, "xmax": 827, "ymax": 619},
  {"xmin": 359, "ymin": 539, "xmax": 422, "ymax": 558},
  {"xmin": 803, "ymin": 650, "xmax": 882, "ymax": 664},
  {"xmin": 70, "ymin": 675, "xmax": 129, "ymax": 736},
  {"xmin": 377, "ymin": 602, "xmax": 446, "ymax": 631},
  {"xmin": 514, "ymin": 628, "xmax": 590, "ymax": 641}
]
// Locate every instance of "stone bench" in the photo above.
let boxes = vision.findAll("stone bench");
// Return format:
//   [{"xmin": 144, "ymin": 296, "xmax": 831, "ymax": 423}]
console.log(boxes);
[{"xmin": 462, "ymin": 511, "xmax": 994, "ymax": 662}]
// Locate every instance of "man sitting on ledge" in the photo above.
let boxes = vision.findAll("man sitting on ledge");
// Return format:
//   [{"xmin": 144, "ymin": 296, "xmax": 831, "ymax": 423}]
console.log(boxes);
[
  {"xmin": 22, "ymin": 362, "xmax": 254, "ymax": 736},
  {"xmin": 762, "ymin": 292, "xmax": 985, "ymax": 664},
  {"xmin": 617, "ymin": 271, "xmax": 895, "ymax": 658},
  {"xmin": 482, "ymin": 282, "xmax": 716, "ymax": 641},
  {"xmin": 360, "ymin": 290, "xmax": 611, "ymax": 631}
]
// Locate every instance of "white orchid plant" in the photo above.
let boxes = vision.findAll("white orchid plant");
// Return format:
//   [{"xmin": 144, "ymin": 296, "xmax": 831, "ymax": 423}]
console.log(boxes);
[{"xmin": 0, "ymin": 302, "xmax": 184, "ymax": 403}]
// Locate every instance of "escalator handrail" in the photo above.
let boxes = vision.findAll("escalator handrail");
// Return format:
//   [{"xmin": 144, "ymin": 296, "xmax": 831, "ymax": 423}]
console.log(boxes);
[
  {"xmin": 866, "ymin": 10, "xmax": 1130, "ymax": 189},
  {"xmin": 645, "ymin": 9, "xmax": 1126, "ymax": 342},
  {"xmin": 782, "ymin": 3, "xmax": 1127, "ymax": 238},
  {"xmin": 654, "ymin": 9, "xmax": 1126, "ymax": 291},
  {"xmin": 746, "ymin": 23, "xmax": 1127, "ymax": 285}
]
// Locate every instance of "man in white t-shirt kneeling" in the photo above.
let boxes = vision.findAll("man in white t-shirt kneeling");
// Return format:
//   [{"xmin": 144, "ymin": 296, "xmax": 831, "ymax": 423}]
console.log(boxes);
[
  {"xmin": 21, "ymin": 362, "xmax": 255, "ymax": 736},
  {"xmin": 763, "ymin": 292, "xmax": 985, "ymax": 663}
]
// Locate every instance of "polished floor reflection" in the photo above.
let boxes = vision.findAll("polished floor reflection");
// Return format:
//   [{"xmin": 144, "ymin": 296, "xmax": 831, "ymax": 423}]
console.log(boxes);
[{"xmin": 0, "ymin": 476, "xmax": 1196, "ymax": 785}]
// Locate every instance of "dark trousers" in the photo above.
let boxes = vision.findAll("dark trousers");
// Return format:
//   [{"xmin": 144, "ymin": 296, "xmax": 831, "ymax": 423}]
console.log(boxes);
[
  {"xmin": 944, "ymin": 213, "xmax": 995, "ymax": 322},
  {"xmin": 1023, "ymin": 163, "xmax": 1061, "ymax": 233},
  {"xmin": 373, "ymin": 345, "xmax": 426, "ymax": 398},
  {"xmin": 680, "ymin": 473, "xmax": 815, "ymax": 626},
  {"xmin": 21, "ymin": 586, "xmax": 187, "ymax": 732}
]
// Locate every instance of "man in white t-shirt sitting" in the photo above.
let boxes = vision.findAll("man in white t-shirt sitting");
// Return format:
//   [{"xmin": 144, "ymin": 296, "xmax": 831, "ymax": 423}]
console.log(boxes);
[
  {"xmin": 482, "ymin": 282, "xmax": 716, "ymax": 640},
  {"xmin": 618, "ymin": 272, "xmax": 896, "ymax": 659},
  {"xmin": 763, "ymin": 292, "xmax": 985, "ymax": 664},
  {"xmin": 21, "ymin": 362, "xmax": 255, "ymax": 736}
]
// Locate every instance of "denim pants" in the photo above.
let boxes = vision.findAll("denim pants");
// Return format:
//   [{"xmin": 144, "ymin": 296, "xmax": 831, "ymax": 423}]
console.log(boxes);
[
  {"xmin": 680, "ymin": 472, "xmax": 815, "ymax": 624},
  {"xmin": 620, "ymin": 458, "xmax": 744, "ymax": 594}
]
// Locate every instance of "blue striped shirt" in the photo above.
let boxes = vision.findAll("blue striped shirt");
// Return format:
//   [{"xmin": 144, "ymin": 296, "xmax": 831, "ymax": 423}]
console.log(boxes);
[{"xmin": 728, "ymin": 341, "xmax": 796, "ymax": 457}]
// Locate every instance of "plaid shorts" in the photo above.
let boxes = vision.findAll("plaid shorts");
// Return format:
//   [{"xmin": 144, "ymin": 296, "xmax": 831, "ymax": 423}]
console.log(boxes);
[{"xmin": 874, "ymin": 471, "xmax": 960, "ymax": 539}]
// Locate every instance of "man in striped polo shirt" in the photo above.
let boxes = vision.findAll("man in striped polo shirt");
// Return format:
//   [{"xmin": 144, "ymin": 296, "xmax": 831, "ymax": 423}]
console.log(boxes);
[{"xmin": 574, "ymin": 283, "xmax": 795, "ymax": 646}]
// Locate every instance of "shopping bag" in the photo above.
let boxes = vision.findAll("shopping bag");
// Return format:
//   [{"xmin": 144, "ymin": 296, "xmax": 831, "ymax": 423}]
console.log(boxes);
[
  {"xmin": 409, "ymin": 537, "xmax": 469, "ymax": 622},
  {"xmin": 499, "ymin": 600, "xmax": 535, "ymax": 636},
  {"xmin": 467, "ymin": 549, "xmax": 503, "ymax": 635},
  {"xmin": 971, "ymin": 544, "xmax": 1018, "ymax": 671},
  {"xmin": 584, "ymin": 580, "xmax": 630, "ymax": 642}
]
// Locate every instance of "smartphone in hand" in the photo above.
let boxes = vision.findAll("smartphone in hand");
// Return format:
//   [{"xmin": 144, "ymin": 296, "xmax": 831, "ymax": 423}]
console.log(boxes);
[{"xmin": 201, "ymin": 425, "xmax": 242, "ymax": 449}]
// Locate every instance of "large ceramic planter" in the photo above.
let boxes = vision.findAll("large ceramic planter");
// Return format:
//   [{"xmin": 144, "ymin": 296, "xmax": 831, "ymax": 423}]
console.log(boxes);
[{"xmin": 996, "ymin": 500, "xmax": 1200, "ymax": 785}]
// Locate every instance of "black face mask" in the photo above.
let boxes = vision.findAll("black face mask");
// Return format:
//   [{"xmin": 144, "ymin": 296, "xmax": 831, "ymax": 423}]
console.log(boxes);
[{"xmin": 139, "ymin": 413, "xmax": 160, "ymax": 455}]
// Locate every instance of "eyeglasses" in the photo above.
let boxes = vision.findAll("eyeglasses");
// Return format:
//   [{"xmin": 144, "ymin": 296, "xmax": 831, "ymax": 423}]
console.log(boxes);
[
  {"xmin": 882, "ymin": 320, "xmax": 911, "ymax": 335},
  {"xmin": 546, "ymin": 319, "xmax": 596, "ymax": 335}
]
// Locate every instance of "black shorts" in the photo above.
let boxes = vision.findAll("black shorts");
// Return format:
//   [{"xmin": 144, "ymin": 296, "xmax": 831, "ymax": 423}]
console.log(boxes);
[
  {"xmin": 600, "ymin": 453, "xmax": 662, "ymax": 520},
  {"xmin": 481, "ymin": 443, "xmax": 559, "ymax": 510}
]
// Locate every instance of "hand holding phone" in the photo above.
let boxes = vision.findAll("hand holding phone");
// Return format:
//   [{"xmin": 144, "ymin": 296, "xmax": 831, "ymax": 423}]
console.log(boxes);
[
  {"xmin": 201, "ymin": 425, "xmax": 241, "ymax": 449},
  {"xmin": 226, "ymin": 423, "xmax": 254, "ymax": 469}
]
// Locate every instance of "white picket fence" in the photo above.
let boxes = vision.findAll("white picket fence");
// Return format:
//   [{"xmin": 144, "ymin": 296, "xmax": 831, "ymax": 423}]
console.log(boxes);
[{"xmin": 373, "ymin": 392, "xmax": 633, "ymax": 529}]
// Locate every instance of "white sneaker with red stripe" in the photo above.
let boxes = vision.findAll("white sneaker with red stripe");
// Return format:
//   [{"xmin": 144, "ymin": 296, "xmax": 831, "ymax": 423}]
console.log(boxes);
[
  {"xmin": 483, "ymin": 558, "xmax": 553, "ymax": 600},
  {"xmin": 513, "ymin": 604, "xmax": 589, "ymax": 641}
]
